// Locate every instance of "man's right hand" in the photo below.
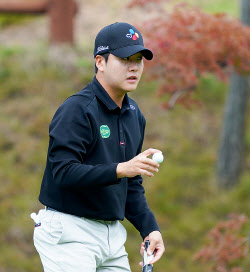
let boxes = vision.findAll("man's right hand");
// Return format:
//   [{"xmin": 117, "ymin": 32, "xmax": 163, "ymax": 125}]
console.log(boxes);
[{"xmin": 116, "ymin": 148, "xmax": 161, "ymax": 179}]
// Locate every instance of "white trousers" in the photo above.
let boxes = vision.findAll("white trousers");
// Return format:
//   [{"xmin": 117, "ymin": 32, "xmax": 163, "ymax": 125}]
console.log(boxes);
[{"xmin": 33, "ymin": 209, "xmax": 131, "ymax": 272}]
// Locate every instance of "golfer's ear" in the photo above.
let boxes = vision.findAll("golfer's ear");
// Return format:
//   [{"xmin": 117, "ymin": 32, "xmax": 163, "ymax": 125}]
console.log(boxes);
[{"xmin": 95, "ymin": 55, "xmax": 105, "ymax": 72}]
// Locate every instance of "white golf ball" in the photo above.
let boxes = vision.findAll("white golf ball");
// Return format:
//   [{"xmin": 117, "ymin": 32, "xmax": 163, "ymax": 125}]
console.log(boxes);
[{"xmin": 152, "ymin": 152, "xmax": 164, "ymax": 163}]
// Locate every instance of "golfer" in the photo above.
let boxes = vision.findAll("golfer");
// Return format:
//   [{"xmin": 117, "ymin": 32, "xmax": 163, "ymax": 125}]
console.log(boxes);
[{"xmin": 33, "ymin": 22, "xmax": 165, "ymax": 272}]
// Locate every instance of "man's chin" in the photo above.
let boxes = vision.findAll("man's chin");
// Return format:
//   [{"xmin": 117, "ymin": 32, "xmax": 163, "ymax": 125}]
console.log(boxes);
[{"xmin": 124, "ymin": 84, "xmax": 138, "ymax": 92}]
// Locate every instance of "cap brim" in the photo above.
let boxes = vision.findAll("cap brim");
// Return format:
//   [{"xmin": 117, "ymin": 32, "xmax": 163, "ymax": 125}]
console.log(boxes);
[{"xmin": 111, "ymin": 45, "xmax": 153, "ymax": 60}]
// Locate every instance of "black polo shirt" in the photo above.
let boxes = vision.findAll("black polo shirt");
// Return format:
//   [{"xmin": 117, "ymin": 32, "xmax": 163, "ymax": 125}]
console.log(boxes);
[{"xmin": 39, "ymin": 76, "xmax": 160, "ymax": 239}]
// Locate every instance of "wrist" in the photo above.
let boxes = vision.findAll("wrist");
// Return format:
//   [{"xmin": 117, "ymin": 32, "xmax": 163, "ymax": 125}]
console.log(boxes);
[{"xmin": 116, "ymin": 162, "xmax": 125, "ymax": 179}]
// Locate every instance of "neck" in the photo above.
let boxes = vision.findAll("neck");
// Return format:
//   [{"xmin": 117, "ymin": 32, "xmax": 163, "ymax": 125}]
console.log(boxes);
[{"xmin": 96, "ymin": 74, "xmax": 125, "ymax": 108}]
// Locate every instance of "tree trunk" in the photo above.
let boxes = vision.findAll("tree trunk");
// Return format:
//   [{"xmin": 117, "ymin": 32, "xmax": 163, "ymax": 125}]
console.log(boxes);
[{"xmin": 217, "ymin": 0, "xmax": 250, "ymax": 188}]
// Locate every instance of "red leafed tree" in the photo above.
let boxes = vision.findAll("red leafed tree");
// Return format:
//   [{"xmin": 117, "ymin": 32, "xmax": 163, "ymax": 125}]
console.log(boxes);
[
  {"xmin": 127, "ymin": 0, "xmax": 250, "ymax": 109},
  {"xmin": 193, "ymin": 214, "xmax": 250, "ymax": 272}
]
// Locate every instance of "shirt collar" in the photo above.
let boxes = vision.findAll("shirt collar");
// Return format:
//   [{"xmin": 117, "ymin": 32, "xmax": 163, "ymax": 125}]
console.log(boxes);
[{"xmin": 91, "ymin": 76, "xmax": 130, "ymax": 111}]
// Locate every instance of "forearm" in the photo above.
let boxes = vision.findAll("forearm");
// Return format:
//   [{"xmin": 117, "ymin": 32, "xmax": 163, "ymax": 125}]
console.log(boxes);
[
  {"xmin": 125, "ymin": 175, "xmax": 160, "ymax": 239},
  {"xmin": 126, "ymin": 210, "xmax": 160, "ymax": 239},
  {"xmin": 52, "ymin": 161, "xmax": 119, "ymax": 189}
]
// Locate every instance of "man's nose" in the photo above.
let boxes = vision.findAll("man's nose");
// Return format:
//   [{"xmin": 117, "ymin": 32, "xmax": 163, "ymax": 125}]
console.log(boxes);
[{"xmin": 129, "ymin": 61, "xmax": 139, "ymax": 72}]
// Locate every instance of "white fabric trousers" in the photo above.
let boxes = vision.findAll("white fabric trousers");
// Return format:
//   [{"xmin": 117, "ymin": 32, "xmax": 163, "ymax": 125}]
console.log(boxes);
[{"xmin": 33, "ymin": 209, "xmax": 131, "ymax": 272}]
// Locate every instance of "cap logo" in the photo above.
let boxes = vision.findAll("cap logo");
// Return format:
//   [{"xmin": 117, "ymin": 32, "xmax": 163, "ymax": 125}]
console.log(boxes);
[
  {"xmin": 126, "ymin": 29, "xmax": 139, "ymax": 41},
  {"xmin": 96, "ymin": 46, "xmax": 109, "ymax": 54}
]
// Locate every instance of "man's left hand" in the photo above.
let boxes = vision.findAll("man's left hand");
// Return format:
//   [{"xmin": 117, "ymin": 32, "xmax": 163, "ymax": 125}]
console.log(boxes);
[{"xmin": 139, "ymin": 231, "xmax": 165, "ymax": 266}]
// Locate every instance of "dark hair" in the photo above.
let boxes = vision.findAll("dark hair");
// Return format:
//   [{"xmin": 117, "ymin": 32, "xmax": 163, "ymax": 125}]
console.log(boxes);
[{"xmin": 95, "ymin": 53, "xmax": 110, "ymax": 73}]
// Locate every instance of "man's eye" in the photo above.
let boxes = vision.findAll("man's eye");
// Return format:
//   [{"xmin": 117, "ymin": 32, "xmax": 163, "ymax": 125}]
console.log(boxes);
[
  {"xmin": 123, "ymin": 57, "xmax": 129, "ymax": 60},
  {"xmin": 137, "ymin": 57, "xmax": 143, "ymax": 61}
]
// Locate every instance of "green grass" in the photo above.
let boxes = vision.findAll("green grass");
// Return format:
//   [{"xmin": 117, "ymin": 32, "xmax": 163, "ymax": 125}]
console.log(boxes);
[
  {"xmin": 0, "ymin": 0, "xmax": 249, "ymax": 270},
  {"xmin": 0, "ymin": 45, "xmax": 94, "ymax": 272},
  {"xmin": 0, "ymin": 14, "xmax": 37, "ymax": 28},
  {"xmin": 176, "ymin": 0, "xmax": 239, "ymax": 17},
  {"xmin": 197, "ymin": 0, "xmax": 239, "ymax": 16},
  {"xmin": 1, "ymin": 40, "xmax": 250, "ymax": 272}
]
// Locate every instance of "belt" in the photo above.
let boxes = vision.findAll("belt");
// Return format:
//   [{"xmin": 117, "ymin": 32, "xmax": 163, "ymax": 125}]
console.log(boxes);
[
  {"xmin": 45, "ymin": 206, "xmax": 115, "ymax": 225},
  {"xmin": 46, "ymin": 206, "xmax": 58, "ymax": 212},
  {"xmin": 92, "ymin": 219, "xmax": 115, "ymax": 225}
]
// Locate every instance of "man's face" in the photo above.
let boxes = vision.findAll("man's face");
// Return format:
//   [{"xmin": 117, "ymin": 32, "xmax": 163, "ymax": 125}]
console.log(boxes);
[{"xmin": 98, "ymin": 52, "xmax": 144, "ymax": 94}]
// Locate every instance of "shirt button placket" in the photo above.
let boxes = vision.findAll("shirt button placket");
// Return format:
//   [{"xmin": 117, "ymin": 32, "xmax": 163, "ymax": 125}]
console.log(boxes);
[{"xmin": 118, "ymin": 113, "xmax": 126, "ymax": 160}]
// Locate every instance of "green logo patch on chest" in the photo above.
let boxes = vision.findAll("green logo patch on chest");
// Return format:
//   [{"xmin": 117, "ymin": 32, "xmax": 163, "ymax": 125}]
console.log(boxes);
[{"xmin": 100, "ymin": 125, "xmax": 110, "ymax": 138}]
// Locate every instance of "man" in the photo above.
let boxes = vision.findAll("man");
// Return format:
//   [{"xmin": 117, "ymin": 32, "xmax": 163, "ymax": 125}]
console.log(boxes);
[{"xmin": 33, "ymin": 22, "xmax": 165, "ymax": 272}]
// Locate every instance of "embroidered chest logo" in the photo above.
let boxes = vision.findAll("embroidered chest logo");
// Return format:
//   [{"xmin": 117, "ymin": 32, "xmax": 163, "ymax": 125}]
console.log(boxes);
[{"xmin": 100, "ymin": 125, "xmax": 110, "ymax": 138}]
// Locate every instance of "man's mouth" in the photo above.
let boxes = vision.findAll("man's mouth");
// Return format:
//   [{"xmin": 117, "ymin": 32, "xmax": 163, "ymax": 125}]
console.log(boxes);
[{"xmin": 127, "ymin": 76, "xmax": 138, "ymax": 81}]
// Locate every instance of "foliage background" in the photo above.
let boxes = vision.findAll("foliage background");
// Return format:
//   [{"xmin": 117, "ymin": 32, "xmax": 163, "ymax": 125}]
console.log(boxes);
[{"xmin": 0, "ymin": 0, "xmax": 249, "ymax": 271}]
